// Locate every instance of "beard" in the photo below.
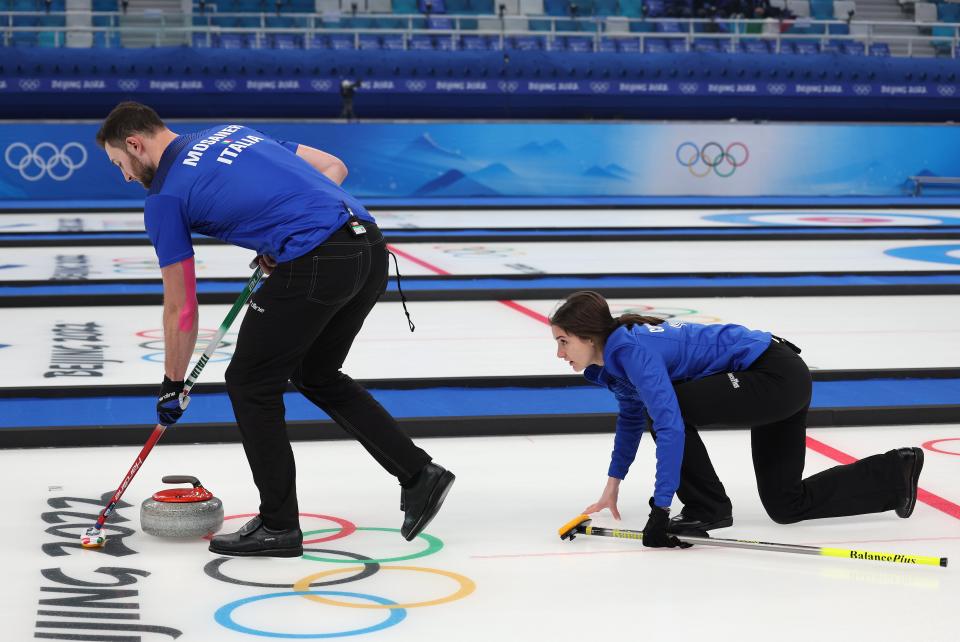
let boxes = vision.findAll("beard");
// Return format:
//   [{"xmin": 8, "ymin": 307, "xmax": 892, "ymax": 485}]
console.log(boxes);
[{"xmin": 128, "ymin": 154, "xmax": 157, "ymax": 189}]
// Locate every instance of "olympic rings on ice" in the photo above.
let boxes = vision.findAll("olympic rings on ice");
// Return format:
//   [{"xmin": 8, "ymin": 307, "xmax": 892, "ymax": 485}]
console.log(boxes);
[{"xmin": 207, "ymin": 516, "xmax": 475, "ymax": 638}]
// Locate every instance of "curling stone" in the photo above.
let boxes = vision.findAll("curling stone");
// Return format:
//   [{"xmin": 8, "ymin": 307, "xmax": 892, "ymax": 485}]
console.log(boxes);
[{"xmin": 140, "ymin": 475, "xmax": 224, "ymax": 538}]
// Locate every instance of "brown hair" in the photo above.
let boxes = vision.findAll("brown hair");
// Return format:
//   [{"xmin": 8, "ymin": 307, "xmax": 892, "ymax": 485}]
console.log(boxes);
[
  {"xmin": 549, "ymin": 291, "xmax": 664, "ymax": 346},
  {"xmin": 95, "ymin": 101, "xmax": 165, "ymax": 149}
]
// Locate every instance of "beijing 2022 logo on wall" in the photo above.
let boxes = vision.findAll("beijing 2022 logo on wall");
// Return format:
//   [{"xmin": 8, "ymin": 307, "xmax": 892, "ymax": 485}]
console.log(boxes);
[
  {"xmin": 675, "ymin": 141, "xmax": 749, "ymax": 178},
  {"xmin": 4, "ymin": 141, "xmax": 88, "ymax": 181}
]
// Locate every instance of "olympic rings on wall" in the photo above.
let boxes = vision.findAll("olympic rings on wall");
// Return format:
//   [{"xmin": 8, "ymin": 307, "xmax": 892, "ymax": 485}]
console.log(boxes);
[
  {"xmin": 675, "ymin": 141, "xmax": 749, "ymax": 178},
  {"xmin": 4, "ymin": 141, "xmax": 88, "ymax": 182},
  {"xmin": 207, "ymin": 516, "xmax": 475, "ymax": 639}
]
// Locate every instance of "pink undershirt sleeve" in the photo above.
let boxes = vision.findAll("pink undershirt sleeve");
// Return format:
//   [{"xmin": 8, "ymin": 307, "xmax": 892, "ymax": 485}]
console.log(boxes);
[{"xmin": 178, "ymin": 256, "xmax": 198, "ymax": 332}]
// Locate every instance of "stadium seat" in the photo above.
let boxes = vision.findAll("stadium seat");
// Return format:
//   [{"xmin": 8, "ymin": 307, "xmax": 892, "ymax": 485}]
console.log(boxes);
[
  {"xmin": 868, "ymin": 42, "xmax": 890, "ymax": 56},
  {"xmin": 841, "ymin": 40, "xmax": 865, "ymax": 54},
  {"xmin": 643, "ymin": 36, "xmax": 669, "ymax": 51},
  {"xmin": 742, "ymin": 39, "xmax": 770, "ymax": 53}
]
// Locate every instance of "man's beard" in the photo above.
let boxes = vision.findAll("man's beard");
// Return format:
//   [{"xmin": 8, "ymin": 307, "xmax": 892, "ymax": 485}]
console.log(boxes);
[{"xmin": 129, "ymin": 154, "xmax": 156, "ymax": 189}]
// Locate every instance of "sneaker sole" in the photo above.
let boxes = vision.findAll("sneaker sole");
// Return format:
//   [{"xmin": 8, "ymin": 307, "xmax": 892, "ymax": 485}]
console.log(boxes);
[
  {"xmin": 208, "ymin": 546, "xmax": 304, "ymax": 558},
  {"xmin": 404, "ymin": 471, "xmax": 455, "ymax": 541},
  {"xmin": 898, "ymin": 448, "xmax": 924, "ymax": 518}
]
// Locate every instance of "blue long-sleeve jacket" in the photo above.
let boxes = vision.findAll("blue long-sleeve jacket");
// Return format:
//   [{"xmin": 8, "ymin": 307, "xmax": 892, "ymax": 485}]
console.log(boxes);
[{"xmin": 583, "ymin": 320, "xmax": 772, "ymax": 507}]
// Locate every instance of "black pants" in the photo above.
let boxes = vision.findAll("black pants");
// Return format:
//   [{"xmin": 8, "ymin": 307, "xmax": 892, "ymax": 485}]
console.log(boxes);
[
  {"xmin": 225, "ymin": 222, "xmax": 431, "ymax": 530},
  {"xmin": 656, "ymin": 341, "xmax": 905, "ymax": 524}
]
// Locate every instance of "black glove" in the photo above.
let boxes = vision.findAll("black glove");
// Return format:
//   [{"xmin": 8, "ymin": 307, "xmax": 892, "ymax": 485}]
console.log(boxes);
[
  {"xmin": 642, "ymin": 497, "xmax": 693, "ymax": 549},
  {"xmin": 156, "ymin": 376, "xmax": 186, "ymax": 426}
]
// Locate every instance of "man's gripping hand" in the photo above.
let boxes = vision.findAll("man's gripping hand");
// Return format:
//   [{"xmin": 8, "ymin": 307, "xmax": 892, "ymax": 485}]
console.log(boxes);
[{"xmin": 157, "ymin": 376, "xmax": 186, "ymax": 426}]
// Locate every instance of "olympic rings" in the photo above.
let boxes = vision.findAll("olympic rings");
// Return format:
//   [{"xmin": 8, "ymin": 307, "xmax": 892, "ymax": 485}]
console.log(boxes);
[
  {"xmin": 301, "ymin": 527, "xmax": 443, "ymax": 563},
  {"xmin": 923, "ymin": 438, "xmax": 960, "ymax": 456},
  {"xmin": 4, "ymin": 141, "xmax": 88, "ymax": 182},
  {"xmin": 214, "ymin": 591, "xmax": 406, "ymax": 638},
  {"xmin": 293, "ymin": 565, "xmax": 475, "ymax": 610},
  {"xmin": 675, "ymin": 141, "xmax": 749, "ymax": 178},
  {"xmin": 208, "ymin": 518, "xmax": 474, "ymax": 638},
  {"xmin": 204, "ymin": 550, "xmax": 381, "ymax": 589},
  {"xmin": 203, "ymin": 513, "xmax": 357, "ymax": 544}
]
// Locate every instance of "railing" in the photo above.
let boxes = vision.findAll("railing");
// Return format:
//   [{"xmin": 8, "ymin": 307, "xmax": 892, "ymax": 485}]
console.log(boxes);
[{"xmin": 2, "ymin": 10, "xmax": 959, "ymax": 56}]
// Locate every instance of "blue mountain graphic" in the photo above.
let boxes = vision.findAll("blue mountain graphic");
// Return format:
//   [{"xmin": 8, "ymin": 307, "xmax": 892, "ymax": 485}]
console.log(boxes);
[
  {"xmin": 605, "ymin": 163, "xmax": 634, "ymax": 178},
  {"xmin": 400, "ymin": 133, "xmax": 465, "ymax": 161},
  {"xmin": 583, "ymin": 165, "xmax": 628, "ymax": 180},
  {"xmin": 470, "ymin": 163, "xmax": 517, "ymax": 182},
  {"xmin": 413, "ymin": 169, "xmax": 498, "ymax": 196}
]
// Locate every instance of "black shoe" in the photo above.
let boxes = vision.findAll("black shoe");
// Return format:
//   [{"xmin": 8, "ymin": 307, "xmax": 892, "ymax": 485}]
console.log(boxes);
[
  {"xmin": 208, "ymin": 516, "xmax": 303, "ymax": 557},
  {"xmin": 667, "ymin": 512, "xmax": 733, "ymax": 534},
  {"xmin": 894, "ymin": 447, "xmax": 924, "ymax": 518},
  {"xmin": 401, "ymin": 463, "xmax": 455, "ymax": 541}
]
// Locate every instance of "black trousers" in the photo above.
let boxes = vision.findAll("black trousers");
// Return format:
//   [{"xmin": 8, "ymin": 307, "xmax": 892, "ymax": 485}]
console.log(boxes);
[
  {"xmin": 655, "ymin": 341, "xmax": 905, "ymax": 524},
  {"xmin": 225, "ymin": 222, "xmax": 431, "ymax": 530}
]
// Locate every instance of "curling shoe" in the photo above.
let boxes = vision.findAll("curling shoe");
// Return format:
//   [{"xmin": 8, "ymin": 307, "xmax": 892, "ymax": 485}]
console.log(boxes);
[
  {"xmin": 401, "ymin": 463, "xmax": 455, "ymax": 541},
  {"xmin": 667, "ymin": 512, "xmax": 733, "ymax": 534},
  {"xmin": 894, "ymin": 447, "xmax": 924, "ymax": 518},
  {"xmin": 208, "ymin": 516, "xmax": 303, "ymax": 557}
]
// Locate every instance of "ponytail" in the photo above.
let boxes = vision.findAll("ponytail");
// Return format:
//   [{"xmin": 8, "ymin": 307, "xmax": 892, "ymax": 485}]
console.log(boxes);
[{"xmin": 549, "ymin": 291, "xmax": 664, "ymax": 345}]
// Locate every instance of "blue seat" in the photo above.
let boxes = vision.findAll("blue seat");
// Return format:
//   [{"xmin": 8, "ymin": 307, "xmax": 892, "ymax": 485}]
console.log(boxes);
[
  {"xmin": 809, "ymin": 0, "xmax": 833, "ymax": 19},
  {"xmin": 667, "ymin": 38, "xmax": 687, "ymax": 52},
  {"xmin": 939, "ymin": 3, "xmax": 960, "ymax": 21},
  {"xmin": 563, "ymin": 35, "xmax": 594, "ymax": 51},
  {"xmin": 620, "ymin": 0, "xmax": 643, "ymax": 16},
  {"xmin": 435, "ymin": 35, "xmax": 458, "ymax": 49},
  {"xmin": 655, "ymin": 20, "xmax": 682, "ymax": 32},
  {"xmin": 644, "ymin": 0, "xmax": 666, "ymax": 17},
  {"xmin": 444, "ymin": 0, "xmax": 469, "ymax": 12},
  {"xmin": 742, "ymin": 39, "xmax": 769, "ymax": 54},
  {"xmin": 358, "ymin": 34, "xmax": 382, "ymax": 49},
  {"xmin": 409, "ymin": 34, "xmax": 435, "ymax": 49},
  {"xmin": 868, "ymin": 42, "xmax": 890, "ymax": 56},
  {"xmin": 841, "ymin": 41, "xmax": 865, "ymax": 55},
  {"xmin": 629, "ymin": 19, "xmax": 655, "ymax": 32},
  {"xmin": 272, "ymin": 33, "xmax": 302, "ymax": 49},
  {"xmin": 693, "ymin": 37, "xmax": 718, "ymax": 52},
  {"xmin": 428, "ymin": 16, "xmax": 454, "ymax": 28},
  {"xmin": 593, "ymin": 0, "xmax": 618, "ymax": 15},
  {"xmin": 794, "ymin": 40, "xmax": 820, "ymax": 54},
  {"xmin": 777, "ymin": 41, "xmax": 795, "ymax": 53},
  {"xmin": 617, "ymin": 37, "xmax": 641, "ymax": 51},
  {"xmin": 544, "ymin": 0, "xmax": 569, "ymax": 16},
  {"xmin": 329, "ymin": 34, "xmax": 355, "ymax": 49},
  {"xmin": 643, "ymin": 36, "xmax": 669, "ymax": 52},
  {"xmin": 469, "ymin": 0, "xmax": 495, "ymax": 13},
  {"xmin": 530, "ymin": 19, "xmax": 553, "ymax": 31},
  {"xmin": 192, "ymin": 32, "xmax": 215, "ymax": 47},
  {"xmin": 382, "ymin": 34, "xmax": 406, "ymax": 49},
  {"xmin": 828, "ymin": 23, "xmax": 849, "ymax": 35},
  {"xmin": 461, "ymin": 34, "xmax": 491, "ymax": 49},
  {"xmin": 418, "ymin": 0, "xmax": 447, "ymax": 12},
  {"xmin": 508, "ymin": 35, "xmax": 545, "ymax": 49},
  {"xmin": 393, "ymin": 0, "xmax": 418, "ymax": 11},
  {"xmin": 598, "ymin": 37, "xmax": 618, "ymax": 52},
  {"xmin": 219, "ymin": 33, "xmax": 246, "ymax": 48}
]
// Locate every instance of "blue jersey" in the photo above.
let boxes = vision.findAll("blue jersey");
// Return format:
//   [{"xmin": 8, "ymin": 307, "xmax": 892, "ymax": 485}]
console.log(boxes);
[
  {"xmin": 143, "ymin": 124, "xmax": 375, "ymax": 268},
  {"xmin": 583, "ymin": 321, "xmax": 772, "ymax": 507}
]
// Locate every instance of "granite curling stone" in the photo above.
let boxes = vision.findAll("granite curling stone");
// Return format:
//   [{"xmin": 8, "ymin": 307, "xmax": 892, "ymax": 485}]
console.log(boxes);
[{"xmin": 141, "ymin": 475, "xmax": 224, "ymax": 538}]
